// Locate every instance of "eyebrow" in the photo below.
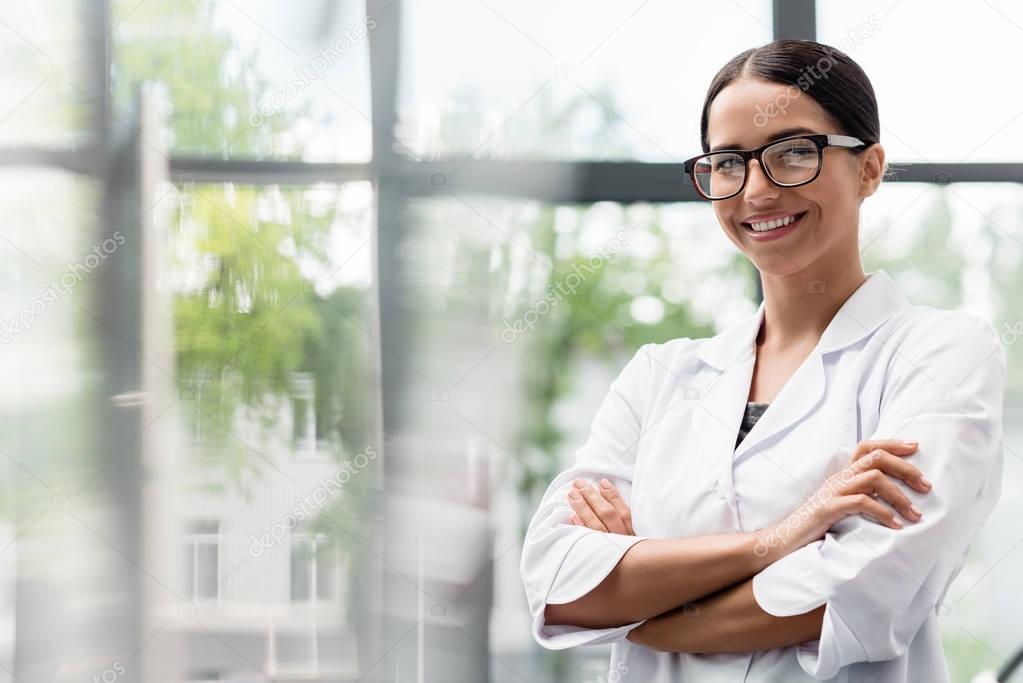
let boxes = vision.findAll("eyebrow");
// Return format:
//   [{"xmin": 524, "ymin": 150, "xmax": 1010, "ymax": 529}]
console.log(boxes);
[{"xmin": 710, "ymin": 126, "xmax": 819, "ymax": 152}]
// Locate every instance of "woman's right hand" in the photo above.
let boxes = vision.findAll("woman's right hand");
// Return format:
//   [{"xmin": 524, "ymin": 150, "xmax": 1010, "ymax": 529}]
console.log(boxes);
[{"xmin": 755, "ymin": 439, "xmax": 932, "ymax": 560}]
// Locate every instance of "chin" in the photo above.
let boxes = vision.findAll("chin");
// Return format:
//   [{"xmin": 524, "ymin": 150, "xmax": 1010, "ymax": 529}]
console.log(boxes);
[{"xmin": 749, "ymin": 255, "xmax": 816, "ymax": 277}]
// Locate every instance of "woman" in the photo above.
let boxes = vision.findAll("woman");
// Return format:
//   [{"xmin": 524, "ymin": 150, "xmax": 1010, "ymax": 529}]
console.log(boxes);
[{"xmin": 519, "ymin": 39, "xmax": 1006, "ymax": 682}]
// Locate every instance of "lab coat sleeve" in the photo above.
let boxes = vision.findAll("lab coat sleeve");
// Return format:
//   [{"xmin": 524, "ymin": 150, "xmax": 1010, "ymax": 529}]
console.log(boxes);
[
  {"xmin": 751, "ymin": 311, "xmax": 1007, "ymax": 679},
  {"xmin": 519, "ymin": 343, "xmax": 660, "ymax": 650}
]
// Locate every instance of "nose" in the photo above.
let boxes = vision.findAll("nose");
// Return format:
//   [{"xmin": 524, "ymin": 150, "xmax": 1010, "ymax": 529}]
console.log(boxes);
[{"xmin": 743, "ymin": 158, "xmax": 779, "ymax": 203}]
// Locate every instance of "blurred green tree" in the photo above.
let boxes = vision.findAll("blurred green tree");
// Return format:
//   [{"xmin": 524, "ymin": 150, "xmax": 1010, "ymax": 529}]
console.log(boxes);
[{"xmin": 114, "ymin": 0, "xmax": 372, "ymax": 491}]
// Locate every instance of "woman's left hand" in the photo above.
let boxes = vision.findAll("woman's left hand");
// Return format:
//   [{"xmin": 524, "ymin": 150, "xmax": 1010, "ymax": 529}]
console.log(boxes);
[{"xmin": 566, "ymin": 477, "xmax": 635, "ymax": 535}]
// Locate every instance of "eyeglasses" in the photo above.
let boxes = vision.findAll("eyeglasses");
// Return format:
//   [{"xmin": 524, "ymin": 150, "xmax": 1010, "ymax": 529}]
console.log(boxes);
[{"xmin": 682, "ymin": 134, "xmax": 868, "ymax": 201}]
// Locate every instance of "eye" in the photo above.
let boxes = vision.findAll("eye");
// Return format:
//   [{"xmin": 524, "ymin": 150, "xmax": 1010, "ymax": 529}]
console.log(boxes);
[
  {"xmin": 713, "ymin": 157, "xmax": 742, "ymax": 172},
  {"xmin": 771, "ymin": 142, "xmax": 816, "ymax": 163}
]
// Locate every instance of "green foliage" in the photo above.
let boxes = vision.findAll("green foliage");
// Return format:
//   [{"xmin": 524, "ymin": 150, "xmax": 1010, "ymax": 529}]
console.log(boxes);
[
  {"xmin": 172, "ymin": 185, "xmax": 325, "ymax": 483},
  {"xmin": 113, "ymin": 0, "xmax": 372, "ymax": 490},
  {"xmin": 112, "ymin": 0, "xmax": 295, "ymax": 158},
  {"xmin": 864, "ymin": 191, "xmax": 964, "ymax": 310},
  {"xmin": 303, "ymin": 288, "xmax": 374, "ymax": 455}
]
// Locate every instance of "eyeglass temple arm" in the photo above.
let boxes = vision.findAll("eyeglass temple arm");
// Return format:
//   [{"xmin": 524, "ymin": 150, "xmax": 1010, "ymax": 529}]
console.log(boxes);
[{"xmin": 827, "ymin": 134, "xmax": 868, "ymax": 149}]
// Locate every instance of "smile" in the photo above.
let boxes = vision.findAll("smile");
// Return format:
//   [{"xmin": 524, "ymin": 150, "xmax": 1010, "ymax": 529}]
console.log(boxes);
[{"xmin": 742, "ymin": 211, "xmax": 808, "ymax": 239}]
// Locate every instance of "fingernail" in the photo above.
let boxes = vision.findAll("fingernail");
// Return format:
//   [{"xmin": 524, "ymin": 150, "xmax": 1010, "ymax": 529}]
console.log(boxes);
[
  {"xmin": 569, "ymin": 491, "xmax": 580, "ymax": 501},
  {"xmin": 904, "ymin": 440, "xmax": 918, "ymax": 446},
  {"xmin": 573, "ymin": 479, "xmax": 586, "ymax": 489},
  {"xmin": 600, "ymin": 478, "xmax": 612, "ymax": 489},
  {"xmin": 893, "ymin": 518, "xmax": 903, "ymax": 528},
  {"xmin": 910, "ymin": 504, "xmax": 922, "ymax": 516},
  {"xmin": 921, "ymin": 477, "xmax": 932, "ymax": 488}
]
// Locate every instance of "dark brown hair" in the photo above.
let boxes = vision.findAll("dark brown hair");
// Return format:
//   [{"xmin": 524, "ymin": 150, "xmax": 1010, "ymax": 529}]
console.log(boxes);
[{"xmin": 699, "ymin": 39, "xmax": 880, "ymax": 157}]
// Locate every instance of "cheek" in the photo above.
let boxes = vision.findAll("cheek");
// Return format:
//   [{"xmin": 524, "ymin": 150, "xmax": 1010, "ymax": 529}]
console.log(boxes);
[
  {"xmin": 714, "ymin": 206, "xmax": 745, "ymax": 248},
  {"xmin": 713, "ymin": 205, "xmax": 730, "ymax": 226}
]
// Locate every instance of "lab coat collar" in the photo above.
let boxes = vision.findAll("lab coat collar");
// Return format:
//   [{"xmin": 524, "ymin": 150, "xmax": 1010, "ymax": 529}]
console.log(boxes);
[
  {"xmin": 688, "ymin": 270, "xmax": 912, "ymax": 528},
  {"xmin": 695, "ymin": 269, "xmax": 910, "ymax": 372}
]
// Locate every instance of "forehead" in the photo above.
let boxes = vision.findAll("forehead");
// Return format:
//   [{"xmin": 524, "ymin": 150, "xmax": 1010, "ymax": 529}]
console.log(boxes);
[{"xmin": 706, "ymin": 78, "xmax": 834, "ymax": 151}]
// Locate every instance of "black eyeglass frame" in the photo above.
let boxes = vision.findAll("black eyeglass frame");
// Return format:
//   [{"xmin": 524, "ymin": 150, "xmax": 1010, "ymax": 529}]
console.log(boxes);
[{"xmin": 682, "ymin": 133, "xmax": 869, "ymax": 201}]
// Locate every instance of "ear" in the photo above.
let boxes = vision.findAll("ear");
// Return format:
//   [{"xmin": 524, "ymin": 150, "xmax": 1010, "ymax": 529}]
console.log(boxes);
[{"xmin": 857, "ymin": 143, "xmax": 886, "ymax": 199}]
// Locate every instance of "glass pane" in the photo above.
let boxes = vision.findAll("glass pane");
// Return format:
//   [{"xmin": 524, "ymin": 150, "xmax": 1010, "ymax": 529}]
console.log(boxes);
[
  {"xmin": 196, "ymin": 543, "xmax": 219, "ymax": 601},
  {"xmin": 817, "ymin": 0, "xmax": 1023, "ymax": 162},
  {"xmin": 290, "ymin": 541, "xmax": 311, "ymax": 602},
  {"xmin": 383, "ymin": 193, "xmax": 751, "ymax": 679},
  {"xmin": 315, "ymin": 543, "xmax": 338, "ymax": 601},
  {"xmin": 112, "ymin": 0, "xmax": 372, "ymax": 161},
  {"xmin": 0, "ymin": 170, "xmax": 116, "ymax": 677},
  {"xmin": 398, "ymin": 0, "xmax": 773, "ymax": 161},
  {"xmin": 0, "ymin": 1, "xmax": 95, "ymax": 147},
  {"xmin": 168, "ymin": 179, "xmax": 378, "ymax": 678},
  {"xmin": 857, "ymin": 181, "xmax": 1023, "ymax": 682},
  {"xmin": 183, "ymin": 543, "xmax": 195, "ymax": 599}
]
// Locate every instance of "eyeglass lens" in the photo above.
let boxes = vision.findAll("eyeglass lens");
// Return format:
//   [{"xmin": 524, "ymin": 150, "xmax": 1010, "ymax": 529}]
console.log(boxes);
[{"xmin": 692, "ymin": 138, "xmax": 820, "ymax": 199}]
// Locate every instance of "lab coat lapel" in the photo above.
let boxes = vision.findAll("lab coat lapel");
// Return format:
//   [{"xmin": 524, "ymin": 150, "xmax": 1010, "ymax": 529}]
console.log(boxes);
[
  {"xmin": 731, "ymin": 343, "xmax": 826, "ymax": 462},
  {"xmin": 732, "ymin": 270, "xmax": 912, "ymax": 462},
  {"xmin": 688, "ymin": 303, "xmax": 762, "ymax": 526},
  {"xmin": 690, "ymin": 270, "xmax": 911, "ymax": 525}
]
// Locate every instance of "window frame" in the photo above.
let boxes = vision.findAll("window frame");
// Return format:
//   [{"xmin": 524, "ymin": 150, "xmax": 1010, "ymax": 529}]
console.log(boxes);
[{"xmin": 3, "ymin": 1, "xmax": 1021, "ymax": 681}]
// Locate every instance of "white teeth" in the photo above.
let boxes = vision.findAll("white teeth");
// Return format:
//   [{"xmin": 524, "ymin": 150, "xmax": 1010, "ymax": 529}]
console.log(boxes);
[{"xmin": 747, "ymin": 213, "xmax": 801, "ymax": 232}]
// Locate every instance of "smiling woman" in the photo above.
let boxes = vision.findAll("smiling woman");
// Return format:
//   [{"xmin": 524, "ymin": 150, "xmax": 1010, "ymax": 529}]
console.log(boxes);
[{"xmin": 520, "ymin": 38, "xmax": 1007, "ymax": 683}]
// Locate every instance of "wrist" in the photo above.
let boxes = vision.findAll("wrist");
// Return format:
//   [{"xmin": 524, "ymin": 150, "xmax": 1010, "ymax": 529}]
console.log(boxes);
[
  {"xmin": 748, "ymin": 515, "xmax": 813, "ymax": 569},
  {"xmin": 746, "ymin": 530, "xmax": 782, "ymax": 572}
]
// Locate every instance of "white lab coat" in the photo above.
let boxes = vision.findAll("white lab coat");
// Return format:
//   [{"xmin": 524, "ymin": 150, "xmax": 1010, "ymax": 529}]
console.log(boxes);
[{"xmin": 520, "ymin": 270, "xmax": 1007, "ymax": 682}]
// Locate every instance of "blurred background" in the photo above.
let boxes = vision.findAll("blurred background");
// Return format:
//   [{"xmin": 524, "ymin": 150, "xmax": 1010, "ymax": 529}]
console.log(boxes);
[{"xmin": 1, "ymin": 1, "xmax": 1022, "ymax": 681}]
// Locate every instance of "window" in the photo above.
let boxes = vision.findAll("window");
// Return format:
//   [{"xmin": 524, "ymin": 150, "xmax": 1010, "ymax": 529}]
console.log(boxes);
[
  {"xmin": 398, "ymin": 0, "xmax": 773, "ymax": 161},
  {"xmin": 290, "ymin": 372, "xmax": 316, "ymax": 453},
  {"xmin": 169, "ymin": 180, "xmax": 376, "ymax": 462},
  {"xmin": 1, "ymin": 2, "xmax": 94, "ymax": 147},
  {"xmin": 183, "ymin": 520, "xmax": 220, "ymax": 603},
  {"xmin": 817, "ymin": 0, "xmax": 1023, "ymax": 162},
  {"xmin": 3, "ymin": 2, "xmax": 1019, "ymax": 682},
  {"xmin": 112, "ymin": 0, "xmax": 373, "ymax": 161},
  {"xmin": 290, "ymin": 534, "xmax": 342, "ymax": 605}
]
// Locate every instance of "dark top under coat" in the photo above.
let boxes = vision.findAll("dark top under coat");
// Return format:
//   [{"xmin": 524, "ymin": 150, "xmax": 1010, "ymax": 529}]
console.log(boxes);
[{"xmin": 734, "ymin": 401, "xmax": 770, "ymax": 450}]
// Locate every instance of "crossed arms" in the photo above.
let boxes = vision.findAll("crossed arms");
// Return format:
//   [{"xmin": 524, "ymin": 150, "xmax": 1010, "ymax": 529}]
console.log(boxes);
[
  {"xmin": 543, "ymin": 486, "xmax": 829, "ymax": 653},
  {"xmin": 522, "ymin": 318, "xmax": 1005, "ymax": 676}
]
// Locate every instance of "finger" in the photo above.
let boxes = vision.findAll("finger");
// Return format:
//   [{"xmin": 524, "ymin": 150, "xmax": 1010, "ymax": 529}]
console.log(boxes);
[
  {"xmin": 852, "ymin": 450, "xmax": 931, "ymax": 493},
  {"xmin": 847, "ymin": 470, "xmax": 921, "ymax": 522},
  {"xmin": 873, "ymin": 452, "xmax": 932, "ymax": 492},
  {"xmin": 578, "ymin": 482, "xmax": 627, "ymax": 534},
  {"xmin": 850, "ymin": 439, "xmax": 918, "ymax": 463},
  {"xmin": 568, "ymin": 487, "xmax": 608, "ymax": 532},
  {"xmin": 842, "ymin": 493, "xmax": 904, "ymax": 530},
  {"xmin": 599, "ymin": 479, "xmax": 635, "ymax": 535}
]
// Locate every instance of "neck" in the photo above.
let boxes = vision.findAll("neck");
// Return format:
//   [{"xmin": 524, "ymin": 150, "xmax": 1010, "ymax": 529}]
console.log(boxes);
[{"xmin": 758, "ymin": 262, "xmax": 867, "ymax": 351}]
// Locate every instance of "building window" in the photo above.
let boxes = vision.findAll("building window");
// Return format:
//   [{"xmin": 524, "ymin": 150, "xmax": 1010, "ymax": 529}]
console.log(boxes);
[
  {"xmin": 184, "ymin": 520, "xmax": 219, "ymax": 602},
  {"xmin": 290, "ymin": 371, "xmax": 316, "ymax": 456},
  {"xmin": 290, "ymin": 534, "xmax": 341, "ymax": 605}
]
